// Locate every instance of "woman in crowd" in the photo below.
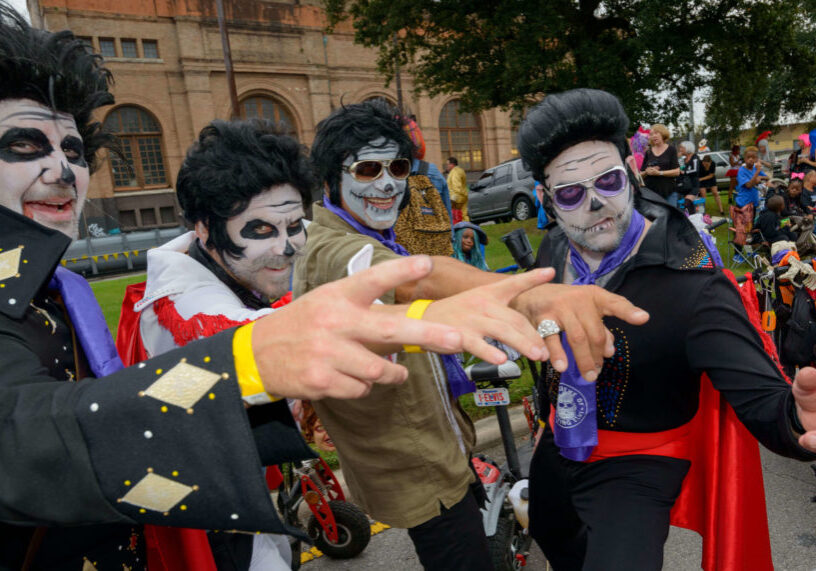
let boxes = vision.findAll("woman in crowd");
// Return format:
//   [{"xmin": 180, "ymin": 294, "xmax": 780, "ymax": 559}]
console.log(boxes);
[
  {"xmin": 640, "ymin": 123, "xmax": 680, "ymax": 204},
  {"xmin": 726, "ymin": 144, "xmax": 742, "ymax": 204},
  {"xmin": 452, "ymin": 222, "xmax": 489, "ymax": 270},
  {"xmin": 757, "ymin": 138, "xmax": 776, "ymax": 173},
  {"xmin": 699, "ymin": 154, "xmax": 724, "ymax": 214},
  {"xmin": 677, "ymin": 141, "xmax": 701, "ymax": 214}
]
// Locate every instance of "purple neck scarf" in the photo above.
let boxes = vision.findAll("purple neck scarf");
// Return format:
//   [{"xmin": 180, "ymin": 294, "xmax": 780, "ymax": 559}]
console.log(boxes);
[
  {"xmin": 323, "ymin": 201, "xmax": 475, "ymax": 398},
  {"xmin": 554, "ymin": 209, "xmax": 645, "ymax": 461},
  {"xmin": 49, "ymin": 266, "xmax": 124, "ymax": 378}
]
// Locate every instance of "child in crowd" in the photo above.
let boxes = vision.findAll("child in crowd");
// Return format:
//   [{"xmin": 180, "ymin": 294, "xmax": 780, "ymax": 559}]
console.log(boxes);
[
  {"xmin": 757, "ymin": 195, "xmax": 796, "ymax": 244},
  {"xmin": 452, "ymin": 222, "xmax": 489, "ymax": 270},
  {"xmin": 300, "ymin": 401, "xmax": 336, "ymax": 453},
  {"xmin": 783, "ymin": 179, "xmax": 811, "ymax": 217},
  {"xmin": 699, "ymin": 155, "xmax": 724, "ymax": 214},
  {"xmin": 736, "ymin": 146, "xmax": 768, "ymax": 210}
]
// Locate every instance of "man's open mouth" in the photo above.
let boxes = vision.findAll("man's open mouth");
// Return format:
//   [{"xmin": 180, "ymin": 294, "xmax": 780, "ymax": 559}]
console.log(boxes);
[
  {"xmin": 23, "ymin": 198, "xmax": 74, "ymax": 221},
  {"xmin": 364, "ymin": 196, "xmax": 397, "ymax": 211},
  {"xmin": 351, "ymin": 192, "xmax": 399, "ymax": 212}
]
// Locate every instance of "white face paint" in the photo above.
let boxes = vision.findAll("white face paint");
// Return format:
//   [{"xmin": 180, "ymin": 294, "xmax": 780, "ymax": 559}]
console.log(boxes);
[
  {"xmin": 223, "ymin": 184, "xmax": 306, "ymax": 299},
  {"xmin": 0, "ymin": 99, "xmax": 90, "ymax": 239},
  {"xmin": 339, "ymin": 138, "xmax": 407, "ymax": 230},
  {"xmin": 544, "ymin": 140, "xmax": 634, "ymax": 254}
]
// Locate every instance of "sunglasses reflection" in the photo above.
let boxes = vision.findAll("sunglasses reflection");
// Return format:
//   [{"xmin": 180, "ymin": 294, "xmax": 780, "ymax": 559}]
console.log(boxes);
[{"xmin": 344, "ymin": 158, "xmax": 412, "ymax": 182}]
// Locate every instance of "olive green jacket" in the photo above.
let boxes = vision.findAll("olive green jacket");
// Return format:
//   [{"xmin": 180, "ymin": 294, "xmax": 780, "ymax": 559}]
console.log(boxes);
[{"xmin": 292, "ymin": 203, "xmax": 476, "ymax": 528}]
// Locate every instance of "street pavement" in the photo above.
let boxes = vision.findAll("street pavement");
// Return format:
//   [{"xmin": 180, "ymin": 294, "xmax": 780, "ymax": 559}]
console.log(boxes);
[{"xmin": 299, "ymin": 408, "xmax": 816, "ymax": 570}]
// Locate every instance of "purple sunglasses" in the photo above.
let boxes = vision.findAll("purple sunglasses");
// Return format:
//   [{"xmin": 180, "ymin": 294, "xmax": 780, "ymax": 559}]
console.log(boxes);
[{"xmin": 550, "ymin": 166, "xmax": 629, "ymax": 211}]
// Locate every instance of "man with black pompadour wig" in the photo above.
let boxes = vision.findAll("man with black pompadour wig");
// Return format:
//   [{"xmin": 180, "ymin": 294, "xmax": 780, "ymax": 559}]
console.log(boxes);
[
  {"xmin": 296, "ymin": 98, "xmax": 652, "ymax": 570},
  {"xmin": 518, "ymin": 87, "xmax": 816, "ymax": 571}
]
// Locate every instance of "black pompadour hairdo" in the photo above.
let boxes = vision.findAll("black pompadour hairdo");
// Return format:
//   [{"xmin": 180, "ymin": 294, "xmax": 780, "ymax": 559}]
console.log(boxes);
[
  {"xmin": 0, "ymin": 5, "xmax": 115, "ymax": 173},
  {"xmin": 517, "ymin": 88, "xmax": 631, "ymax": 188},
  {"xmin": 176, "ymin": 119, "xmax": 316, "ymax": 260},
  {"xmin": 310, "ymin": 99, "xmax": 414, "ymax": 208}
]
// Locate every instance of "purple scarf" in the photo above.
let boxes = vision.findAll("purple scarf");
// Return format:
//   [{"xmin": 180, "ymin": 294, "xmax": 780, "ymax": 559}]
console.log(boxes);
[
  {"xmin": 49, "ymin": 266, "xmax": 124, "ymax": 378},
  {"xmin": 554, "ymin": 210, "xmax": 645, "ymax": 461},
  {"xmin": 323, "ymin": 201, "xmax": 475, "ymax": 398}
]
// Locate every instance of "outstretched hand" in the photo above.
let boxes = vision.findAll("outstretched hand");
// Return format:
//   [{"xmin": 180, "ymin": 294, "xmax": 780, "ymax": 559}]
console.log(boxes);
[
  {"xmin": 792, "ymin": 366, "xmax": 816, "ymax": 452},
  {"xmin": 512, "ymin": 281, "xmax": 650, "ymax": 380},
  {"xmin": 421, "ymin": 268, "xmax": 557, "ymax": 364},
  {"xmin": 251, "ymin": 256, "xmax": 464, "ymax": 401}
]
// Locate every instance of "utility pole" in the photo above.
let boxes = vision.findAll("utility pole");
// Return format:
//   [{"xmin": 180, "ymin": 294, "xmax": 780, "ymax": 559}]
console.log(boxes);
[
  {"xmin": 215, "ymin": 0, "xmax": 241, "ymax": 119},
  {"xmin": 393, "ymin": 33, "xmax": 404, "ymax": 114}
]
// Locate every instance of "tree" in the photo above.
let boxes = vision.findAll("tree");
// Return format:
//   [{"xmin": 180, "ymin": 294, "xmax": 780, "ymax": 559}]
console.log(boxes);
[{"xmin": 324, "ymin": 0, "xmax": 816, "ymax": 138}]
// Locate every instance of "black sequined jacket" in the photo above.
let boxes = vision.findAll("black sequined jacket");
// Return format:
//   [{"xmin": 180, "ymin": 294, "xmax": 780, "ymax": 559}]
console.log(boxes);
[
  {"xmin": 534, "ymin": 188, "xmax": 816, "ymax": 461},
  {"xmin": 0, "ymin": 206, "xmax": 312, "ymax": 569}
]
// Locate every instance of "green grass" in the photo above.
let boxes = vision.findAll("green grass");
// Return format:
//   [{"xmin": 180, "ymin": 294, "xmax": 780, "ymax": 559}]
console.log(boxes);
[{"xmin": 89, "ymin": 273, "xmax": 145, "ymax": 337}]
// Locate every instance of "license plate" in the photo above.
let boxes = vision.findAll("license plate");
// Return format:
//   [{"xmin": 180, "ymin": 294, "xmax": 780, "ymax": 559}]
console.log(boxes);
[{"xmin": 474, "ymin": 387, "xmax": 510, "ymax": 407}]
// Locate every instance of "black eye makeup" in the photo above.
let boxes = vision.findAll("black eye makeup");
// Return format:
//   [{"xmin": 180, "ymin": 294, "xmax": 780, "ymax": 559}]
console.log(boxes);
[
  {"xmin": 0, "ymin": 128, "xmax": 54, "ymax": 163},
  {"xmin": 240, "ymin": 219, "xmax": 278, "ymax": 240},
  {"xmin": 286, "ymin": 219, "xmax": 304, "ymax": 237},
  {"xmin": 61, "ymin": 136, "xmax": 87, "ymax": 167}
]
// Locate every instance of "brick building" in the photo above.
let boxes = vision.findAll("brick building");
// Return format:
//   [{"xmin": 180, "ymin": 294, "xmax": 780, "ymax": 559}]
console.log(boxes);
[{"xmin": 30, "ymin": 0, "xmax": 520, "ymax": 234}]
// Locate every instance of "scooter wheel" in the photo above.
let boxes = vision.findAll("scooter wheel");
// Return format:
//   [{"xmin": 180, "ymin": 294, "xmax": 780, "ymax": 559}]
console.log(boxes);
[
  {"xmin": 307, "ymin": 500, "xmax": 371, "ymax": 559},
  {"xmin": 488, "ymin": 512, "xmax": 529, "ymax": 571}
]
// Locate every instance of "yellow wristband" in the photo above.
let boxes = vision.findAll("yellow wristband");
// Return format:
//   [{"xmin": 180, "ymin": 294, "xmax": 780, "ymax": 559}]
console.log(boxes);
[
  {"xmin": 233, "ymin": 322, "xmax": 280, "ymax": 405},
  {"xmin": 403, "ymin": 299, "xmax": 433, "ymax": 353}
]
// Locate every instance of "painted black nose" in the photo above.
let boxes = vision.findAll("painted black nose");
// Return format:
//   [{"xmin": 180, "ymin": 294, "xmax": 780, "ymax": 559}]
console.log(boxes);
[
  {"xmin": 283, "ymin": 240, "xmax": 295, "ymax": 257},
  {"xmin": 59, "ymin": 162, "xmax": 76, "ymax": 186},
  {"xmin": 589, "ymin": 197, "xmax": 603, "ymax": 211}
]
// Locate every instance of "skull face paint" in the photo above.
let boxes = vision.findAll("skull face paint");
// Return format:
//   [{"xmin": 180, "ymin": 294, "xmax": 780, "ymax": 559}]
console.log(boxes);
[
  {"xmin": 0, "ymin": 99, "xmax": 89, "ymax": 239},
  {"xmin": 544, "ymin": 140, "xmax": 634, "ymax": 254},
  {"xmin": 339, "ymin": 138, "xmax": 407, "ymax": 230},
  {"xmin": 223, "ymin": 184, "xmax": 306, "ymax": 299}
]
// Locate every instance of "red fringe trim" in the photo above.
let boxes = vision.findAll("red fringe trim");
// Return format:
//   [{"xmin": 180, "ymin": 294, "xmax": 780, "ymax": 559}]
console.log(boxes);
[{"xmin": 153, "ymin": 296, "xmax": 253, "ymax": 347}]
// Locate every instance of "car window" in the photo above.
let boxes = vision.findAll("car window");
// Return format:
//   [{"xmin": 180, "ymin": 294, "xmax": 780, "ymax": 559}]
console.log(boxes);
[
  {"xmin": 478, "ymin": 171, "xmax": 494, "ymax": 181},
  {"xmin": 516, "ymin": 161, "xmax": 531, "ymax": 179},
  {"xmin": 706, "ymin": 153, "xmax": 727, "ymax": 167},
  {"xmin": 494, "ymin": 165, "xmax": 512, "ymax": 185}
]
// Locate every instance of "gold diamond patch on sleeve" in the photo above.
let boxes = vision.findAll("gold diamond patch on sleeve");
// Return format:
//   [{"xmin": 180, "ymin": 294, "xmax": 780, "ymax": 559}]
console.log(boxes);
[
  {"xmin": 0, "ymin": 247, "xmax": 22, "ymax": 282},
  {"xmin": 143, "ymin": 361, "xmax": 221, "ymax": 409},
  {"xmin": 120, "ymin": 472, "xmax": 193, "ymax": 513}
]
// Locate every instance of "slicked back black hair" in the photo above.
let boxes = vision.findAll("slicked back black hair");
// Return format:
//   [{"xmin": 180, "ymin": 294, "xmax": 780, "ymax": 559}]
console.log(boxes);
[
  {"xmin": 0, "ymin": 5, "xmax": 115, "ymax": 173},
  {"xmin": 176, "ymin": 119, "xmax": 316, "ymax": 260},
  {"xmin": 518, "ymin": 89, "xmax": 631, "ymax": 187},
  {"xmin": 310, "ymin": 99, "xmax": 414, "ymax": 208}
]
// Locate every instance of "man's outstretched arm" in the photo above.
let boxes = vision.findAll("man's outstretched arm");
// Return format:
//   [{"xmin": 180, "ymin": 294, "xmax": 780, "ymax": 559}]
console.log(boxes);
[{"xmin": 393, "ymin": 255, "xmax": 649, "ymax": 381}]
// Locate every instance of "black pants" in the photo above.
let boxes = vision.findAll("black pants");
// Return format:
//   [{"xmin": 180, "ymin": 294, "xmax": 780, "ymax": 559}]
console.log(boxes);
[
  {"xmin": 407, "ymin": 486, "xmax": 493, "ymax": 571},
  {"xmin": 529, "ymin": 431, "xmax": 690, "ymax": 571}
]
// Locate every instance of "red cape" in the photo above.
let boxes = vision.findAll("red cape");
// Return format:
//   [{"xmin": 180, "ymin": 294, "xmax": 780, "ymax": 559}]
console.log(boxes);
[{"xmin": 668, "ymin": 269, "xmax": 780, "ymax": 571}]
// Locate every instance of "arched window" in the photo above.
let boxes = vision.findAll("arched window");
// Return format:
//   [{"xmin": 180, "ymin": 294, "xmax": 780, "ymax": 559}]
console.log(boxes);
[
  {"xmin": 240, "ymin": 95, "xmax": 298, "ymax": 139},
  {"xmin": 439, "ymin": 100, "xmax": 483, "ymax": 172},
  {"xmin": 104, "ymin": 106, "xmax": 168, "ymax": 190}
]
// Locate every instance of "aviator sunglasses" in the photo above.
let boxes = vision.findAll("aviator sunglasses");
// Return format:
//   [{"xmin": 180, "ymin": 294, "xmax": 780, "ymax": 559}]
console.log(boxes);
[
  {"xmin": 342, "ymin": 158, "xmax": 412, "ymax": 183},
  {"xmin": 550, "ymin": 165, "xmax": 629, "ymax": 211}
]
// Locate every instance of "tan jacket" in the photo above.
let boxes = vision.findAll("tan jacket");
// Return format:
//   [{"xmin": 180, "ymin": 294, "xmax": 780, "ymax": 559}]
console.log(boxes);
[
  {"xmin": 447, "ymin": 165, "xmax": 469, "ymax": 219},
  {"xmin": 292, "ymin": 204, "xmax": 476, "ymax": 528}
]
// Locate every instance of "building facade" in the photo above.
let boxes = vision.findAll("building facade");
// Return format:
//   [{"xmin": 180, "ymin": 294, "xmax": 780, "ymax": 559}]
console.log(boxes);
[{"xmin": 33, "ymin": 0, "xmax": 520, "ymax": 234}]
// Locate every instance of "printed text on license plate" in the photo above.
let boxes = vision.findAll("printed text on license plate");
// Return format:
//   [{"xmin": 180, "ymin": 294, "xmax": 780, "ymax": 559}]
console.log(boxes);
[{"xmin": 474, "ymin": 387, "xmax": 510, "ymax": 407}]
